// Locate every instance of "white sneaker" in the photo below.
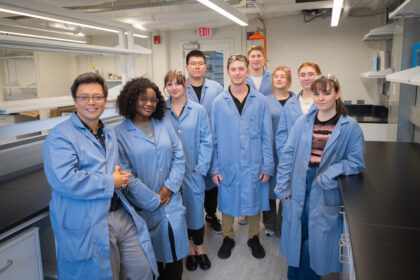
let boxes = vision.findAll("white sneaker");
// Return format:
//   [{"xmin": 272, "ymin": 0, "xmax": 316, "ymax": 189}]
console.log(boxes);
[
  {"xmin": 238, "ymin": 215, "xmax": 248, "ymax": 225},
  {"xmin": 265, "ymin": 229, "xmax": 275, "ymax": 237}
]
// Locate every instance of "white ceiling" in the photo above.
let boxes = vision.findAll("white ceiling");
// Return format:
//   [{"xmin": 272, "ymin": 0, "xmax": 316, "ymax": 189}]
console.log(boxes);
[{"xmin": 1, "ymin": 0, "xmax": 402, "ymax": 35}]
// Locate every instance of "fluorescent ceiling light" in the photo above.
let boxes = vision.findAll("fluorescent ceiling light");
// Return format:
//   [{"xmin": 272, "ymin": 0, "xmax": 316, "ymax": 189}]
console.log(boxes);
[
  {"xmin": 0, "ymin": 7, "xmax": 119, "ymax": 33},
  {"xmin": 134, "ymin": 24, "xmax": 147, "ymax": 31},
  {"xmin": 331, "ymin": 0, "xmax": 343, "ymax": 27},
  {"xmin": 124, "ymin": 32, "xmax": 148, "ymax": 38},
  {"xmin": 0, "ymin": 30, "xmax": 87, "ymax": 43},
  {"xmin": 197, "ymin": 0, "xmax": 248, "ymax": 26}
]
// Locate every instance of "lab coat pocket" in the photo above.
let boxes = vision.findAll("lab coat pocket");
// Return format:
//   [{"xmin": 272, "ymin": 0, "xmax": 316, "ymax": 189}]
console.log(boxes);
[
  {"xmin": 281, "ymin": 199, "xmax": 303, "ymax": 225},
  {"xmin": 311, "ymin": 203, "xmax": 340, "ymax": 232},
  {"xmin": 220, "ymin": 165, "xmax": 235, "ymax": 187},
  {"xmin": 190, "ymin": 171, "xmax": 205, "ymax": 195},
  {"xmin": 59, "ymin": 226, "xmax": 94, "ymax": 262}
]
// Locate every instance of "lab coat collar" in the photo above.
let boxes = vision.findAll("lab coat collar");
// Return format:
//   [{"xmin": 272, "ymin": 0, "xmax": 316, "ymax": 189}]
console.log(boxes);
[
  {"xmin": 122, "ymin": 118, "xmax": 160, "ymax": 145},
  {"xmin": 165, "ymin": 98, "xmax": 193, "ymax": 121},
  {"xmin": 305, "ymin": 109, "xmax": 351, "ymax": 157},
  {"xmin": 222, "ymin": 85, "xmax": 256, "ymax": 116},
  {"xmin": 186, "ymin": 78, "xmax": 210, "ymax": 103},
  {"xmin": 70, "ymin": 112, "xmax": 107, "ymax": 155}
]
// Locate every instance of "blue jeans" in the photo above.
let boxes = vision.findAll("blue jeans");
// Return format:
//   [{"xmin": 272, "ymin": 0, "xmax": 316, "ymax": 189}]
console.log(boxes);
[{"xmin": 287, "ymin": 167, "xmax": 320, "ymax": 280}]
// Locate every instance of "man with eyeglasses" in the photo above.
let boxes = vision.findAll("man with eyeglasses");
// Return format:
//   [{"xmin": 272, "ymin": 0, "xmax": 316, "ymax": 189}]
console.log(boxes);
[
  {"xmin": 185, "ymin": 49, "xmax": 224, "ymax": 234},
  {"xmin": 42, "ymin": 72, "xmax": 158, "ymax": 279},
  {"xmin": 211, "ymin": 54, "xmax": 274, "ymax": 260}
]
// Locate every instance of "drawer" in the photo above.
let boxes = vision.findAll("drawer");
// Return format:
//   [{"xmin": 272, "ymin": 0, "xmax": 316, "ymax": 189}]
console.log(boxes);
[{"xmin": 0, "ymin": 227, "xmax": 42, "ymax": 279}]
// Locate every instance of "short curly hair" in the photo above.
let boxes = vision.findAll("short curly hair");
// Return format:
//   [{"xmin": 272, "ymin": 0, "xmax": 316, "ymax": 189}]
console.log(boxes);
[{"xmin": 116, "ymin": 77, "xmax": 165, "ymax": 121}]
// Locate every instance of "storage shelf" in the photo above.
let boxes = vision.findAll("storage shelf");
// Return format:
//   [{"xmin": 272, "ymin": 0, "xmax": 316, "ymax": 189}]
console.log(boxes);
[
  {"xmin": 389, "ymin": 0, "xmax": 420, "ymax": 19},
  {"xmin": 386, "ymin": 66, "xmax": 420, "ymax": 85},
  {"xmin": 0, "ymin": 55, "xmax": 34, "ymax": 59},
  {"xmin": 362, "ymin": 24, "xmax": 395, "ymax": 41},
  {"xmin": 0, "ymin": 85, "xmax": 122, "ymax": 114},
  {"xmin": 361, "ymin": 68, "xmax": 393, "ymax": 79},
  {"xmin": 0, "ymin": 35, "xmax": 151, "ymax": 56}
]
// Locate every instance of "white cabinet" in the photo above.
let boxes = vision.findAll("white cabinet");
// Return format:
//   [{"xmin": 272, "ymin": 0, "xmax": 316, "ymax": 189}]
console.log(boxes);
[{"xmin": 0, "ymin": 227, "xmax": 43, "ymax": 280}]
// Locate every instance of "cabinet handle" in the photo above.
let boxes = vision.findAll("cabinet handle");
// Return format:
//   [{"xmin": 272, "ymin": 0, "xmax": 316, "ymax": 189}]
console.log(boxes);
[
  {"xmin": 0, "ymin": 260, "xmax": 13, "ymax": 273},
  {"xmin": 339, "ymin": 238, "xmax": 351, "ymax": 264}
]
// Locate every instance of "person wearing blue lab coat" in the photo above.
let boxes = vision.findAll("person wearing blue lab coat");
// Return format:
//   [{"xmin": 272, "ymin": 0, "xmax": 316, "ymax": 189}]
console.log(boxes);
[
  {"xmin": 115, "ymin": 77, "xmax": 189, "ymax": 280},
  {"xmin": 42, "ymin": 73, "xmax": 157, "ymax": 280},
  {"xmin": 275, "ymin": 62, "xmax": 321, "ymax": 152},
  {"xmin": 262, "ymin": 66, "xmax": 295, "ymax": 238},
  {"xmin": 246, "ymin": 45, "xmax": 272, "ymax": 96},
  {"xmin": 185, "ymin": 49, "xmax": 224, "ymax": 233},
  {"xmin": 275, "ymin": 75, "xmax": 365, "ymax": 279},
  {"xmin": 211, "ymin": 54, "xmax": 274, "ymax": 260},
  {"xmin": 164, "ymin": 70, "xmax": 213, "ymax": 272}
]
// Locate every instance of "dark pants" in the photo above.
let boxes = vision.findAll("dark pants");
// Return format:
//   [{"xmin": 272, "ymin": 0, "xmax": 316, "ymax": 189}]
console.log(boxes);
[
  {"xmin": 187, "ymin": 226, "xmax": 204, "ymax": 246},
  {"xmin": 287, "ymin": 167, "xmax": 320, "ymax": 280},
  {"xmin": 157, "ymin": 223, "xmax": 183, "ymax": 280},
  {"xmin": 204, "ymin": 187, "xmax": 218, "ymax": 216},
  {"xmin": 262, "ymin": 199, "xmax": 283, "ymax": 236}
]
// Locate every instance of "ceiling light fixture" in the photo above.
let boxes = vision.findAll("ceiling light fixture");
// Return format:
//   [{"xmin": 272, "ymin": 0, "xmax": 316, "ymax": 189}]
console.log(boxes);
[
  {"xmin": 0, "ymin": 7, "xmax": 120, "ymax": 33},
  {"xmin": 196, "ymin": 0, "xmax": 248, "ymax": 26},
  {"xmin": 331, "ymin": 0, "xmax": 343, "ymax": 27},
  {"xmin": 0, "ymin": 30, "xmax": 87, "ymax": 43}
]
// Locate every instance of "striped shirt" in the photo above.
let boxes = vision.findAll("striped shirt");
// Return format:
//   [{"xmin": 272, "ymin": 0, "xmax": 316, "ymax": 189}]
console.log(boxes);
[{"xmin": 309, "ymin": 113, "xmax": 340, "ymax": 167}]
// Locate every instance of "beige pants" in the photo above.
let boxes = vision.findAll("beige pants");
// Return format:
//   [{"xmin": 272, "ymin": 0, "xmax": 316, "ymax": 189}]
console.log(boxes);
[{"xmin": 221, "ymin": 213, "xmax": 260, "ymax": 239}]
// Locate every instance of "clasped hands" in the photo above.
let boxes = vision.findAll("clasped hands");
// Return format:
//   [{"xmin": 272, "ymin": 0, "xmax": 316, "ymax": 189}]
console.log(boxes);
[
  {"xmin": 212, "ymin": 173, "xmax": 271, "ymax": 187},
  {"xmin": 113, "ymin": 165, "xmax": 132, "ymax": 189}
]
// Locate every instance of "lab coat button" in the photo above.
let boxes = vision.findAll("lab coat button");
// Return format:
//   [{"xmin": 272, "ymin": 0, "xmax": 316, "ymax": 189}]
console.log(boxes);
[
  {"xmin": 166, "ymin": 214, "xmax": 169, "ymax": 218},
  {"xmin": 105, "ymin": 246, "xmax": 109, "ymax": 250},
  {"xmin": 178, "ymin": 130, "xmax": 181, "ymax": 133},
  {"xmin": 107, "ymin": 200, "xmax": 110, "ymax": 205},
  {"xmin": 156, "ymin": 150, "xmax": 160, "ymax": 154},
  {"xmin": 159, "ymin": 168, "xmax": 162, "ymax": 172},
  {"xmin": 300, "ymin": 202, "xmax": 304, "ymax": 205},
  {"xmin": 103, "ymin": 222, "xmax": 107, "ymax": 227}
]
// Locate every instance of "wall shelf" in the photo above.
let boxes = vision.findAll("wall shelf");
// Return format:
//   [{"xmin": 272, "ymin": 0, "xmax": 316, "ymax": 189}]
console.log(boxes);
[
  {"xmin": 389, "ymin": 0, "xmax": 420, "ymax": 19},
  {"xmin": 0, "ymin": 35, "xmax": 151, "ymax": 56},
  {"xmin": 386, "ymin": 66, "xmax": 420, "ymax": 86},
  {"xmin": 362, "ymin": 24, "xmax": 395, "ymax": 41},
  {"xmin": 361, "ymin": 68, "xmax": 393, "ymax": 79},
  {"xmin": 0, "ymin": 85, "xmax": 122, "ymax": 114}
]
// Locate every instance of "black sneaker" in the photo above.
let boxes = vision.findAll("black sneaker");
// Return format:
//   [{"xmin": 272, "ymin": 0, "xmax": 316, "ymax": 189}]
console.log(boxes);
[
  {"xmin": 247, "ymin": 235, "xmax": 265, "ymax": 259},
  {"xmin": 217, "ymin": 237, "xmax": 235, "ymax": 259},
  {"xmin": 206, "ymin": 214, "xmax": 222, "ymax": 233}
]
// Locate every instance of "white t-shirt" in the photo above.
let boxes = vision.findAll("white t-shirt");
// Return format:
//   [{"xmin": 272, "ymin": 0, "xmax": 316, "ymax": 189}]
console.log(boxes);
[
  {"xmin": 299, "ymin": 95, "xmax": 314, "ymax": 114},
  {"xmin": 250, "ymin": 75, "xmax": 263, "ymax": 91}
]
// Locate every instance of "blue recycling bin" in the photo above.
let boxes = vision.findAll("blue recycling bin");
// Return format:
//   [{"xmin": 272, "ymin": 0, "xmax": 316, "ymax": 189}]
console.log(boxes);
[{"xmin": 413, "ymin": 42, "xmax": 420, "ymax": 67}]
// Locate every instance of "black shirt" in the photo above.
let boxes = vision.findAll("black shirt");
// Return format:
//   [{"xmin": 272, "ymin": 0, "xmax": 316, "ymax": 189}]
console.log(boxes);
[
  {"xmin": 192, "ymin": 84, "xmax": 203, "ymax": 102},
  {"xmin": 278, "ymin": 93, "xmax": 292, "ymax": 106},
  {"xmin": 229, "ymin": 85, "xmax": 250, "ymax": 115}
]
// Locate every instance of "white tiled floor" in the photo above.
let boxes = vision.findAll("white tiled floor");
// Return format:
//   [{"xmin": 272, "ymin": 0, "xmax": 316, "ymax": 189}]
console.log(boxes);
[{"xmin": 183, "ymin": 212, "xmax": 288, "ymax": 280}]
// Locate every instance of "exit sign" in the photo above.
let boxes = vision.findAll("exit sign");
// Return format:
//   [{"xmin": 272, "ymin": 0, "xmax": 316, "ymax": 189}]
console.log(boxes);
[{"xmin": 198, "ymin": 27, "xmax": 212, "ymax": 38}]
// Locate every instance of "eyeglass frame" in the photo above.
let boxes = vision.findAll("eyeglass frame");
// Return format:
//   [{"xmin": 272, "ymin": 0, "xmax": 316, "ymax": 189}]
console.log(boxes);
[
  {"xmin": 137, "ymin": 96, "xmax": 159, "ymax": 104},
  {"xmin": 75, "ymin": 95, "xmax": 106, "ymax": 103}
]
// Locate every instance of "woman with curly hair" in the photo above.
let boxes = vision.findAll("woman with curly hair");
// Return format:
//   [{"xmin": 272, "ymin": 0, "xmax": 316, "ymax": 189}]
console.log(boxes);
[{"xmin": 114, "ymin": 77, "xmax": 189, "ymax": 280}]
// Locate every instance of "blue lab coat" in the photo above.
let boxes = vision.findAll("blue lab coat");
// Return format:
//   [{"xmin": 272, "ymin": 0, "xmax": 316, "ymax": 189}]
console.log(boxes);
[
  {"xmin": 265, "ymin": 92, "xmax": 295, "ymax": 199},
  {"xmin": 246, "ymin": 69, "xmax": 273, "ymax": 96},
  {"xmin": 165, "ymin": 98, "xmax": 212, "ymax": 229},
  {"xmin": 275, "ymin": 91, "xmax": 317, "ymax": 155},
  {"xmin": 186, "ymin": 78, "xmax": 223, "ymax": 190},
  {"xmin": 275, "ymin": 109, "xmax": 365, "ymax": 275},
  {"xmin": 211, "ymin": 87, "xmax": 274, "ymax": 217},
  {"xmin": 114, "ymin": 118, "xmax": 189, "ymax": 263},
  {"xmin": 42, "ymin": 113, "xmax": 158, "ymax": 280}
]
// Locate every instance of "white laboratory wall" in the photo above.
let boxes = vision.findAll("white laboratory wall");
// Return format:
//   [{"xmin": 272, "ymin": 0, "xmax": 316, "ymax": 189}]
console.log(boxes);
[{"xmin": 263, "ymin": 14, "xmax": 385, "ymax": 104}]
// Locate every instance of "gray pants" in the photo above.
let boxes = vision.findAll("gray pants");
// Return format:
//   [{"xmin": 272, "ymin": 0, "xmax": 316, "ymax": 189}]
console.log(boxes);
[{"xmin": 108, "ymin": 208, "xmax": 154, "ymax": 280}]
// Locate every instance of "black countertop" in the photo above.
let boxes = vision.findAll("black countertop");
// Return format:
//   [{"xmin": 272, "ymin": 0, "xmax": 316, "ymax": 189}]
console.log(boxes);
[
  {"xmin": 346, "ymin": 105, "xmax": 388, "ymax": 124},
  {"xmin": 339, "ymin": 141, "xmax": 420, "ymax": 280},
  {"xmin": 0, "ymin": 167, "xmax": 50, "ymax": 235}
]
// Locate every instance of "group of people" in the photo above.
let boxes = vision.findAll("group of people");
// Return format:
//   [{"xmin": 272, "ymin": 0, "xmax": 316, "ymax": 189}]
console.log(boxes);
[{"xmin": 42, "ymin": 45, "xmax": 365, "ymax": 280}]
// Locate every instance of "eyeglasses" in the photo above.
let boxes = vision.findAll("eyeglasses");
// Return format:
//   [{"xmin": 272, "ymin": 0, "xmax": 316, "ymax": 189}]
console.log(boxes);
[
  {"xmin": 76, "ymin": 95, "xmax": 106, "ymax": 103},
  {"xmin": 138, "ymin": 97, "xmax": 159, "ymax": 104},
  {"xmin": 274, "ymin": 66, "xmax": 291, "ymax": 73},
  {"xmin": 188, "ymin": 62, "xmax": 205, "ymax": 66},
  {"xmin": 316, "ymin": 74, "xmax": 338, "ymax": 82},
  {"xmin": 227, "ymin": 54, "xmax": 248, "ymax": 63}
]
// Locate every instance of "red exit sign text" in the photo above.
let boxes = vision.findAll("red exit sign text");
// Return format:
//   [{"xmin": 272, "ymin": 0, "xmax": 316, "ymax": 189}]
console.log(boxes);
[{"xmin": 198, "ymin": 27, "xmax": 212, "ymax": 38}]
